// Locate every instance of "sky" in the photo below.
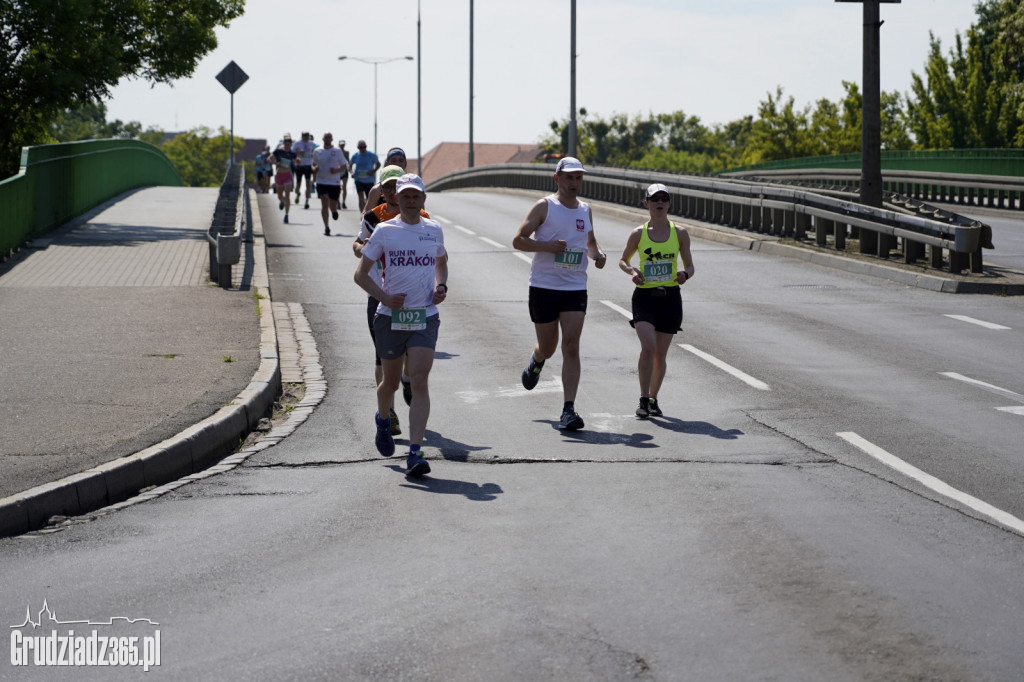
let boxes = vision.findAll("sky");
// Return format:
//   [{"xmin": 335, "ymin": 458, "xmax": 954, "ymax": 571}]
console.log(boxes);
[{"xmin": 105, "ymin": 0, "xmax": 982, "ymax": 159}]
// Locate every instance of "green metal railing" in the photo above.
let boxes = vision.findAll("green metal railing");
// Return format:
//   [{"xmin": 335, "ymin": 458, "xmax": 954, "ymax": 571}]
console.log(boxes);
[
  {"xmin": 723, "ymin": 149, "xmax": 1024, "ymax": 177},
  {"xmin": 0, "ymin": 139, "xmax": 183, "ymax": 258}
]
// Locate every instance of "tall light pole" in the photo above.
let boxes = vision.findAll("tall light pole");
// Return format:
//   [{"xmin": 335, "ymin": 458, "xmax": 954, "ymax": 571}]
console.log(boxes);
[
  {"xmin": 338, "ymin": 55, "xmax": 414, "ymax": 154},
  {"xmin": 417, "ymin": 0, "xmax": 422, "ymax": 175},
  {"xmin": 468, "ymin": 0, "xmax": 474, "ymax": 168},
  {"xmin": 836, "ymin": 0, "xmax": 900, "ymax": 256},
  {"xmin": 568, "ymin": 0, "xmax": 577, "ymax": 158}
]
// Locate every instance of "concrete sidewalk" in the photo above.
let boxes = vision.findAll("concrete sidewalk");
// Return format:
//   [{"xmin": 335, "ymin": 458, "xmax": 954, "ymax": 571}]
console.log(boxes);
[{"xmin": 0, "ymin": 186, "xmax": 279, "ymax": 537}]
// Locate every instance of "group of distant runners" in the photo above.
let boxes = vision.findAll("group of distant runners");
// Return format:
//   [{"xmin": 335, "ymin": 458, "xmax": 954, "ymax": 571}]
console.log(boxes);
[
  {"xmin": 341, "ymin": 153, "xmax": 694, "ymax": 479},
  {"xmin": 254, "ymin": 133, "xmax": 396, "ymax": 236}
]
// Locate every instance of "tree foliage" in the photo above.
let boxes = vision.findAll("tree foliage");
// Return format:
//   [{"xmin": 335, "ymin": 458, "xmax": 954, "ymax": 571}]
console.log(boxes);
[
  {"xmin": 0, "ymin": 0, "xmax": 244, "ymax": 177},
  {"xmin": 543, "ymin": 1, "xmax": 1023, "ymax": 172},
  {"xmin": 153, "ymin": 126, "xmax": 244, "ymax": 187}
]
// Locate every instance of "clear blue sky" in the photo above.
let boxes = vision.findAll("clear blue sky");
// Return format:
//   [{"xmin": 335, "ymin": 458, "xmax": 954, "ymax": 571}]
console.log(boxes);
[{"xmin": 105, "ymin": 0, "xmax": 980, "ymax": 157}]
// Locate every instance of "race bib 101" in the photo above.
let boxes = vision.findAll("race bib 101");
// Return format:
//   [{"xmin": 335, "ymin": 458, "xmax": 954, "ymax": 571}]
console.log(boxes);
[{"xmin": 554, "ymin": 248, "xmax": 585, "ymax": 270}]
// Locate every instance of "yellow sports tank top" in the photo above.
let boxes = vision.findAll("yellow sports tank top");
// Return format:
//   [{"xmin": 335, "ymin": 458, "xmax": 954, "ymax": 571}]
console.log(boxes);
[{"xmin": 636, "ymin": 221, "xmax": 680, "ymax": 289}]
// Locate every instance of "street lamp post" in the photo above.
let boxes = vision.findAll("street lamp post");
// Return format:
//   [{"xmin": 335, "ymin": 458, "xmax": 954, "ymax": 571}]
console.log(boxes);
[{"xmin": 338, "ymin": 55, "xmax": 414, "ymax": 155}]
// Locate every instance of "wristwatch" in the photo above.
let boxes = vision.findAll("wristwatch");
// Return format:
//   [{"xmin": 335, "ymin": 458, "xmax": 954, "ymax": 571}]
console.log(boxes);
[{"xmin": 436, "ymin": 283, "xmax": 448, "ymax": 293}]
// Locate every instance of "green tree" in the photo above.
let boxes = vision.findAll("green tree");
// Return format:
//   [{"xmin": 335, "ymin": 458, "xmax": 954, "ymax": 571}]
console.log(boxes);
[
  {"xmin": 155, "ymin": 126, "xmax": 243, "ymax": 187},
  {"xmin": 49, "ymin": 101, "xmax": 149, "ymax": 142},
  {"xmin": 0, "ymin": 0, "xmax": 244, "ymax": 178},
  {"xmin": 741, "ymin": 87, "xmax": 815, "ymax": 165}
]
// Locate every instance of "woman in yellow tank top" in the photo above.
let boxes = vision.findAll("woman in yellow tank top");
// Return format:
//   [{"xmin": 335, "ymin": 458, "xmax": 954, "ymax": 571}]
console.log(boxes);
[{"xmin": 617, "ymin": 183, "xmax": 695, "ymax": 419}]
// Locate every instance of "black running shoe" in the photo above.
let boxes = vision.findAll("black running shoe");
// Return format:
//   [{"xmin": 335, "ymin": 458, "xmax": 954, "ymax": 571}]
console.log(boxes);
[
  {"xmin": 401, "ymin": 376, "xmax": 412, "ymax": 406},
  {"xmin": 324, "ymin": 227, "xmax": 331, "ymax": 236},
  {"xmin": 406, "ymin": 452, "xmax": 430, "ymax": 478},
  {"xmin": 521, "ymin": 355, "xmax": 543, "ymax": 390},
  {"xmin": 648, "ymin": 398, "xmax": 663, "ymax": 417},
  {"xmin": 557, "ymin": 409, "xmax": 585, "ymax": 431},
  {"xmin": 636, "ymin": 397, "xmax": 650, "ymax": 419},
  {"xmin": 389, "ymin": 408, "xmax": 401, "ymax": 436},
  {"xmin": 332, "ymin": 209, "xmax": 339, "ymax": 220}
]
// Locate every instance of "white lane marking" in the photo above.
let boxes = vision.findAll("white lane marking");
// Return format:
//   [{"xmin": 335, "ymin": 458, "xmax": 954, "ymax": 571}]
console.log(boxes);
[
  {"xmin": 600, "ymin": 300, "xmax": 632, "ymax": 319},
  {"xmin": 944, "ymin": 314, "xmax": 1011, "ymax": 330},
  {"xmin": 996, "ymin": 406, "xmax": 1024, "ymax": 415},
  {"xmin": 514, "ymin": 252, "xmax": 532, "ymax": 264},
  {"xmin": 433, "ymin": 215, "xmax": 452, "ymax": 224},
  {"xmin": 453, "ymin": 224, "xmax": 475, "ymax": 235},
  {"xmin": 456, "ymin": 378, "xmax": 564, "ymax": 403},
  {"xmin": 837, "ymin": 431, "xmax": 1024, "ymax": 536},
  {"xmin": 679, "ymin": 344, "xmax": 771, "ymax": 391},
  {"xmin": 479, "ymin": 236, "xmax": 506, "ymax": 249},
  {"xmin": 939, "ymin": 372, "xmax": 1024, "ymax": 402}
]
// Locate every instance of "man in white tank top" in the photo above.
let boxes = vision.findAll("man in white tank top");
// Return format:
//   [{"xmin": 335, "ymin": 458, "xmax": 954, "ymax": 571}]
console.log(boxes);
[{"xmin": 512, "ymin": 157, "xmax": 607, "ymax": 431}]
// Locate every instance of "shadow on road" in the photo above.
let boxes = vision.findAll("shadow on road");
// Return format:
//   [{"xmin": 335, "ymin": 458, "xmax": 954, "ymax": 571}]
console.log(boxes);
[
  {"xmin": 540, "ymin": 422, "xmax": 659, "ymax": 448},
  {"xmin": 424, "ymin": 429, "xmax": 492, "ymax": 462},
  {"xmin": 648, "ymin": 416, "xmax": 743, "ymax": 439},
  {"xmin": 384, "ymin": 465, "xmax": 503, "ymax": 501}
]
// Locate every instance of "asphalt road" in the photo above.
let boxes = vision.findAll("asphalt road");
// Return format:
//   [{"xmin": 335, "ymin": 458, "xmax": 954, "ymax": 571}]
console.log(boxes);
[{"xmin": 1, "ymin": 190, "xmax": 1022, "ymax": 681}]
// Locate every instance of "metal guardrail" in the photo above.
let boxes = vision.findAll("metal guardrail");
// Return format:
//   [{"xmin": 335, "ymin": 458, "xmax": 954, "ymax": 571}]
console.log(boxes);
[
  {"xmin": 429, "ymin": 164, "xmax": 991, "ymax": 274},
  {"xmin": 724, "ymin": 168, "xmax": 1023, "ymax": 212},
  {"xmin": 208, "ymin": 164, "xmax": 245, "ymax": 288}
]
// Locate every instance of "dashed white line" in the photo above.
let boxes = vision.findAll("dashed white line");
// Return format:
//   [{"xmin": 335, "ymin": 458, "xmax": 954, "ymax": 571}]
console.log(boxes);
[
  {"xmin": 433, "ymin": 215, "xmax": 452, "ymax": 224},
  {"xmin": 514, "ymin": 253, "xmax": 532, "ymax": 264},
  {"xmin": 599, "ymin": 300, "xmax": 632, "ymax": 319},
  {"xmin": 944, "ymin": 314, "xmax": 1011, "ymax": 330},
  {"xmin": 479, "ymin": 236, "xmax": 506, "ymax": 249},
  {"xmin": 678, "ymin": 344, "xmax": 771, "ymax": 391},
  {"xmin": 453, "ymin": 224, "xmax": 476, "ymax": 235},
  {"xmin": 939, "ymin": 372, "xmax": 1024, "ymax": 402},
  {"xmin": 837, "ymin": 431, "xmax": 1024, "ymax": 536}
]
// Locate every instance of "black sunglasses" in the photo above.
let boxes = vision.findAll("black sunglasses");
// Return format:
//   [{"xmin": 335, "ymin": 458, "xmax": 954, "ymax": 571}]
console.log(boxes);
[{"xmin": 648, "ymin": 193, "xmax": 670, "ymax": 202}]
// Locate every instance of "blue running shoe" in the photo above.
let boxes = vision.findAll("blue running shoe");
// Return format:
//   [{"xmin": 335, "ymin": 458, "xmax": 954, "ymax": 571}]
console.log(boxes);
[
  {"xmin": 283, "ymin": 214, "xmax": 289, "ymax": 224},
  {"xmin": 375, "ymin": 412, "xmax": 395, "ymax": 457},
  {"xmin": 406, "ymin": 452, "xmax": 430, "ymax": 478}
]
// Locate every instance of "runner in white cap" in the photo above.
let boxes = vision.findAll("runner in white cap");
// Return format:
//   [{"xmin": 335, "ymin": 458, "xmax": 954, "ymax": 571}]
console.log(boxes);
[
  {"xmin": 512, "ymin": 157, "xmax": 607, "ymax": 431},
  {"xmin": 618, "ymin": 183, "xmax": 695, "ymax": 418},
  {"xmin": 354, "ymin": 173, "xmax": 448, "ymax": 478}
]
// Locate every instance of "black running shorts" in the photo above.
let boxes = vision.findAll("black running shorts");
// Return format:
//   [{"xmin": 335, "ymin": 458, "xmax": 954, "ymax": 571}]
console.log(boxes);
[
  {"xmin": 528, "ymin": 287, "xmax": 587, "ymax": 324},
  {"xmin": 316, "ymin": 183, "xmax": 341, "ymax": 201},
  {"xmin": 630, "ymin": 286, "xmax": 683, "ymax": 334}
]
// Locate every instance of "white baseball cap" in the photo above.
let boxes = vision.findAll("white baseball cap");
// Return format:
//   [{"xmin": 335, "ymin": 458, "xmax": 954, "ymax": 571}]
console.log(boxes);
[
  {"xmin": 554, "ymin": 156, "xmax": 586, "ymax": 174},
  {"xmin": 646, "ymin": 183, "xmax": 670, "ymax": 198},
  {"xmin": 395, "ymin": 173, "xmax": 426, "ymax": 195}
]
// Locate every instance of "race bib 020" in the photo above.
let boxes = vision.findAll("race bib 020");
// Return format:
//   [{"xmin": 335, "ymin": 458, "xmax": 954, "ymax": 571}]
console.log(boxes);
[{"xmin": 642, "ymin": 259, "xmax": 673, "ymax": 283}]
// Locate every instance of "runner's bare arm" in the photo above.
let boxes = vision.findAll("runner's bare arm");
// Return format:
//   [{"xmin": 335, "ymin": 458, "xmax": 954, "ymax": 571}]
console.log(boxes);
[
  {"xmin": 512, "ymin": 199, "xmax": 564, "ymax": 253},
  {"xmin": 618, "ymin": 227, "xmax": 645, "ymax": 284}
]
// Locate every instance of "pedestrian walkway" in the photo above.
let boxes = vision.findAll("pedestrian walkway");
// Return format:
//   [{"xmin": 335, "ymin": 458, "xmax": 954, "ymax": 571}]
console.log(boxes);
[{"xmin": 0, "ymin": 186, "xmax": 274, "ymax": 536}]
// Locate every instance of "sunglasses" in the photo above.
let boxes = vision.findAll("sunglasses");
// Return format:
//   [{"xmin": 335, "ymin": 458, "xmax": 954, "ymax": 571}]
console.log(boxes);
[{"xmin": 648, "ymin": 194, "xmax": 670, "ymax": 202}]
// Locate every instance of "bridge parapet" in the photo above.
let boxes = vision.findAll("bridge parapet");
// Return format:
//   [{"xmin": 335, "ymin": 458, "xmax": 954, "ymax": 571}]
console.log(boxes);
[{"xmin": 429, "ymin": 164, "xmax": 991, "ymax": 274}]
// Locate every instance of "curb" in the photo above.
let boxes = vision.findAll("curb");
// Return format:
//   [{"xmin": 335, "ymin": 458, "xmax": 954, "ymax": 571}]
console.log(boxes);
[{"xmin": 0, "ymin": 190, "xmax": 281, "ymax": 538}]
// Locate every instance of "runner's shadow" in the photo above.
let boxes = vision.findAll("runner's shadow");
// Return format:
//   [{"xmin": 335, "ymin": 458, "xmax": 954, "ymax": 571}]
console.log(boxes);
[
  {"xmin": 649, "ymin": 416, "xmax": 743, "ymax": 439},
  {"xmin": 424, "ymin": 429, "xmax": 492, "ymax": 462},
  {"xmin": 384, "ymin": 466, "xmax": 503, "ymax": 501},
  {"xmin": 433, "ymin": 351, "xmax": 459, "ymax": 360},
  {"xmin": 537, "ymin": 421, "xmax": 658, "ymax": 449}
]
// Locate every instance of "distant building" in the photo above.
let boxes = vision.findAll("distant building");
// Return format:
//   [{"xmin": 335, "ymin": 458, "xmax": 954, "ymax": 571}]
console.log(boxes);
[{"xmin": 417, "ymin": 142, "xmax": 545, "ymax": 184}]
